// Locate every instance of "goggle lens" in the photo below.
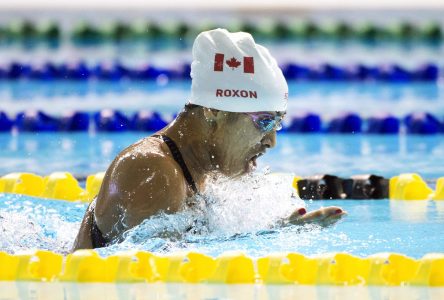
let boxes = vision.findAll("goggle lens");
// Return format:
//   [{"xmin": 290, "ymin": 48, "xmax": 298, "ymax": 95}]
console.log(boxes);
[{"xmin": 245, "ymin": 113, "xmax": 283, "ymax": 132}]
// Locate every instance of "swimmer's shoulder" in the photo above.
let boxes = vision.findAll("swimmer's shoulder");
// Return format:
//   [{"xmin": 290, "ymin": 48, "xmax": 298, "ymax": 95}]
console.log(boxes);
[
  {"xmin": 103, "ymin": 134, "xmax": 188, "ymax": 201},
  {"xmin": 107, "ymin": 134, "xmax": 170, "ymax": 169},
  {"xmin": 121, "ymin": 134, "xmax": 166, "ymax": 156},
  {"xmin": 94, "ymin": 134, "xmax": 189, "ymax": 234}
]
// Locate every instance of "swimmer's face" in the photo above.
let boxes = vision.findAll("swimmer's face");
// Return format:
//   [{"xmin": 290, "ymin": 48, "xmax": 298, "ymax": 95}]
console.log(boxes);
[{"xmin": 205, "ymin": 109, "xmax": 284, "ymax": 176}]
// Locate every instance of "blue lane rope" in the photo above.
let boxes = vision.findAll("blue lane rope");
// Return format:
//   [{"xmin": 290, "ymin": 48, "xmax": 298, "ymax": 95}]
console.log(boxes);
[
  {"xmin": 0, "ymin": 62, "xmax": 440, "ymax": 82},
  {"xmin": 0, "ymin": 110, "xmax": 442, "ymax": 134}
]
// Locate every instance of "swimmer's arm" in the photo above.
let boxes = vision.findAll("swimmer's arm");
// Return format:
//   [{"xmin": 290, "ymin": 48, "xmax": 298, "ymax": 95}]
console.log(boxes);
[{"xmin": 282, "ymin": 206, "xmax": 347, "ymax": 227}]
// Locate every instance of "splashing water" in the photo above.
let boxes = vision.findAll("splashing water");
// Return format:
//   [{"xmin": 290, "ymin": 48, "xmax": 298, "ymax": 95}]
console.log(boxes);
[
  {"xmin": 0, "ymin": 171, "xmax": 304, "ymax": 256},
  {"xmin": 2, "ymin": 171, "xmax": 442, "ymax": 258},
  {"xmin": 0, "ymin": 195, "xmax": 81, "ymax": 254},
  {"xmin": 98, "ymin": 170, "xmax": 304, "ymax": 255},
  {"xmin": 201, "ymin": 171, "xmax": 303, "ymax": 234}
]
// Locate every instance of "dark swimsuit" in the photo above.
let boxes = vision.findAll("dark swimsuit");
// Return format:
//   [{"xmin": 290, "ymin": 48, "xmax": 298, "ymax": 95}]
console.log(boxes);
[{"xmin": 90, "ymin": 134, "xmax": 198, "ymax": 248}]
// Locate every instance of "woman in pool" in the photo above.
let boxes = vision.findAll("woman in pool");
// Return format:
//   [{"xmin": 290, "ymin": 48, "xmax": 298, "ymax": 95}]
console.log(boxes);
[{"xmin": 73, "ymin": 29, "xmax": 346, "ymax": 250}]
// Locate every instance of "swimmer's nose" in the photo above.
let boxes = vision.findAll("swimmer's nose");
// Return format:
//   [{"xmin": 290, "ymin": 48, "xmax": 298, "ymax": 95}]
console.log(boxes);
[{"xmin": 261, "ymin": 130, "xmax": 277, "ymax": 149}]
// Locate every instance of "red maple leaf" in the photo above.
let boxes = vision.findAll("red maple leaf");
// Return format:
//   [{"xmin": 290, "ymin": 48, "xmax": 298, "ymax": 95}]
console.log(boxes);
[{"xmin": 226, "ymin": 57, "xmax": 241, "ymax": 70}]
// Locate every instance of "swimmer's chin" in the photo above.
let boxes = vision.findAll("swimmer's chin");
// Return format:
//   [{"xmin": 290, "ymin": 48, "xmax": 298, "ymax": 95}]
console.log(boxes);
[{"xmin": 242, "ymin": 158, "xmax": 257, "ymax": 175}]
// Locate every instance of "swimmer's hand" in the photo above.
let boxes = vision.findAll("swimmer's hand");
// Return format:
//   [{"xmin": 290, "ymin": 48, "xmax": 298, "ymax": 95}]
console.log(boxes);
[{"xmin": 287, "ymin": 206, "xmax": 347, "ymax": 227}]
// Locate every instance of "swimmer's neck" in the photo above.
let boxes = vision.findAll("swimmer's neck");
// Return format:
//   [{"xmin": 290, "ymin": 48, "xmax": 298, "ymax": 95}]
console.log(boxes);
[{"xmin": 160, "ymin": 111, "xmax": 216, "ymax": 189}]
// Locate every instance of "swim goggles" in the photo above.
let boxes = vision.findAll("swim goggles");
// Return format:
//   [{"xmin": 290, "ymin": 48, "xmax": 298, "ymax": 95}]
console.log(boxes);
[{"xmin": 243, "ymin": 112, "xmax": 284, "ymax": 132}]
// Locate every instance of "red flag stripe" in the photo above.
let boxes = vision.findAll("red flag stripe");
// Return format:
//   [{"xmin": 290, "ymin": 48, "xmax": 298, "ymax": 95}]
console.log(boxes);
[
  {"xmin": 243, "ymin": 57, "xmax": 254, "ymax": 74},
  {"xmin": 214, "ymin": 53, "xmax": 224, "ymax": 71}
]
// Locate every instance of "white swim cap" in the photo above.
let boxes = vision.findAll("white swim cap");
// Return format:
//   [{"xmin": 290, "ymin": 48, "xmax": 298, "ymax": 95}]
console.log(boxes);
[{"xmin": 189, "ymin": 28, "xmax": 288, "ymax": 113}]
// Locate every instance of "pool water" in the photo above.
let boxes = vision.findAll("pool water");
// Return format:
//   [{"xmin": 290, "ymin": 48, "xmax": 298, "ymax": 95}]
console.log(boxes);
[
  {"xmin": 1, "ymin": 12, "xmax": 444, "ymax": 300},
  {"xmin": 0, "ymin": 31, "xmax": 444, "ymax": 258},
  {"xmin": 1, "ymin": 170, "xmax": 444, "ymax": 257},
  {"xmin": 0, "ymin": 79, "xmax": 443, "ymax": 259},
  {"xmin": 1, "ymin": 132, "xmax": 443, "ymax": 179},
  {"xmin": 0, "ymin": 81, "xmax": 442, "ymax": 117}
]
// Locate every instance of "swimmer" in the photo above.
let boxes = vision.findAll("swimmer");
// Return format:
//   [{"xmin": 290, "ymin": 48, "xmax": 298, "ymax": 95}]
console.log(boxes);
[{"xmin": 73, "ymin": 29, "xmax": 346, "ymax": 250}]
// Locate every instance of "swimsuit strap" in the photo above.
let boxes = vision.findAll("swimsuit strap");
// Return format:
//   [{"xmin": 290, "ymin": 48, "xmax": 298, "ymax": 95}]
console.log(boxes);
[
  {"xmin": 90, "ymin": 206, "xmax": 109, "ymax": 248},
  {"xmin": 153, "ymin": 134, "xmax": 199, "ymax": 194}
]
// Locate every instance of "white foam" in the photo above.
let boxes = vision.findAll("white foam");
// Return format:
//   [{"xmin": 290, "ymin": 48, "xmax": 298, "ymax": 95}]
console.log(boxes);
[
  {"xmin": 0, "ymin": 210, "xmax": 78, "ymax": 254},
  {"xmin": 201, "ymin": 171, "xmax": 303, "ymax": 235}
]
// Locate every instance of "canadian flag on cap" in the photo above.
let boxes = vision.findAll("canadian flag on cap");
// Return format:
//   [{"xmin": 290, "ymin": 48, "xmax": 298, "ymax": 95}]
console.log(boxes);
[{"xmin": 213, "ymin": 53, "xmax": 254, "ymax": 74}]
